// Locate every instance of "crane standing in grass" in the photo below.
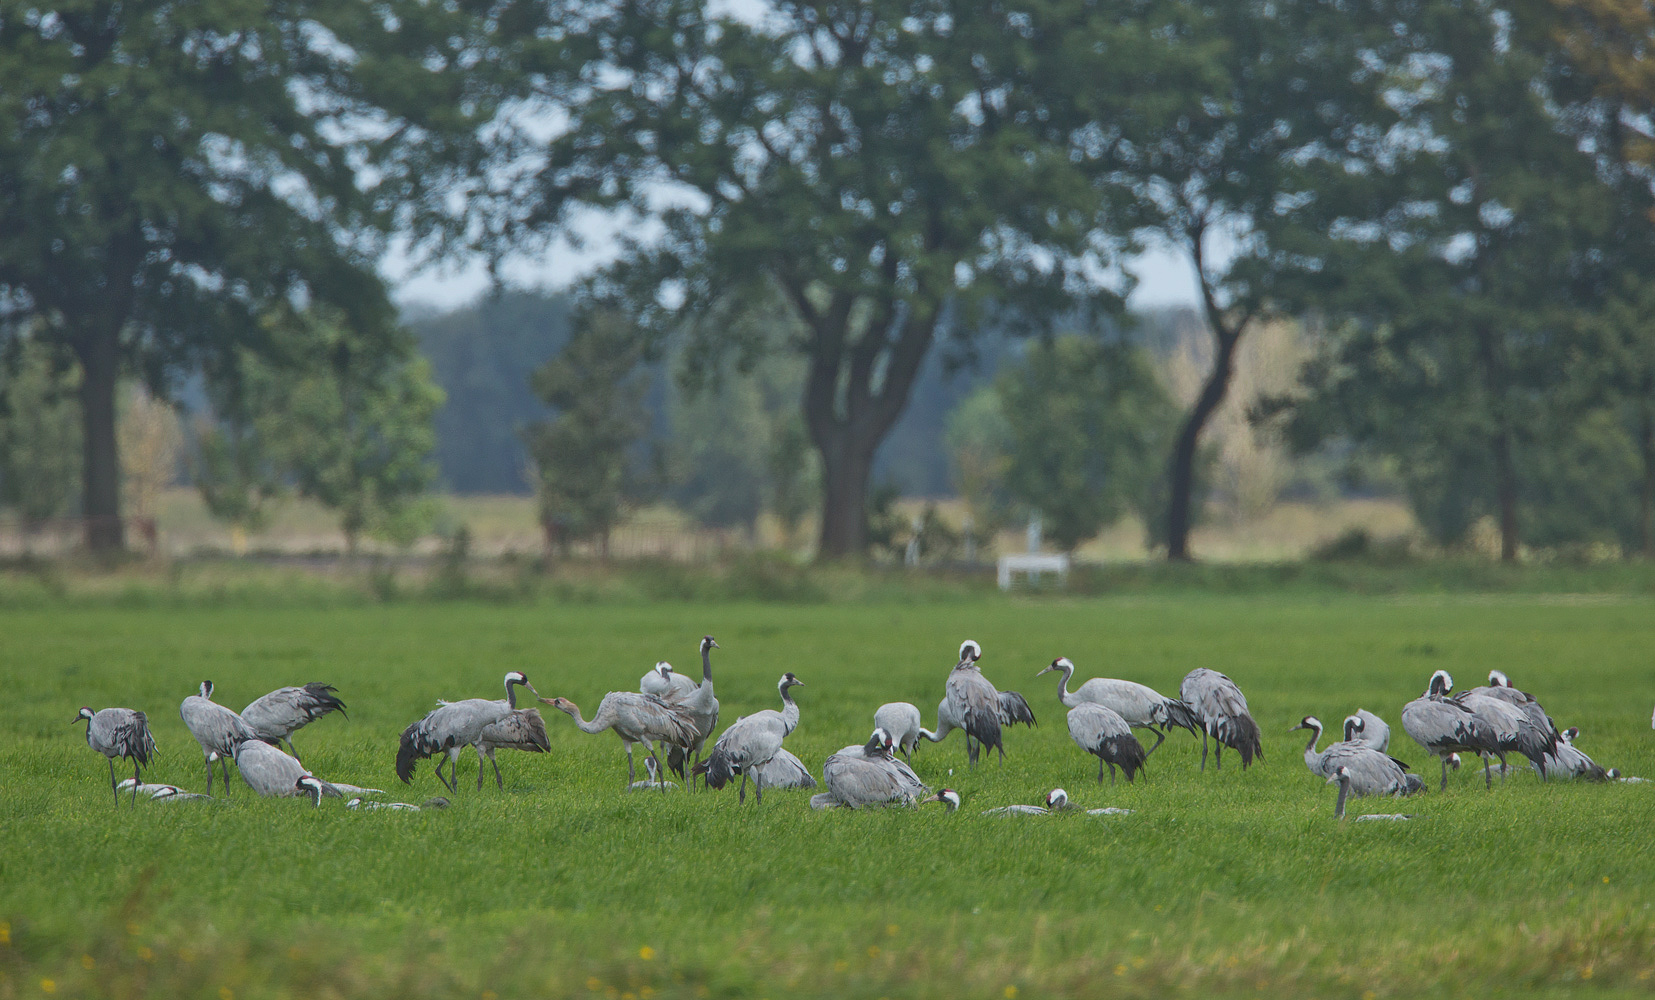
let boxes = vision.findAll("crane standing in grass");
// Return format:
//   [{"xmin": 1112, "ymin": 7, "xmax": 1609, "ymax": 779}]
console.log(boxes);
[
  {"xmin": 544, "ymin": 689, "xmax": 700, "ymax": 793},
  {"xmin": 1401, "ymin": 670, "xmax": 1505, "ymax": 790},
  {"xmin": 75, "ymin": 706, "xmax": 157, "ymax": 807},
  {"xmin": 665, "ymin": 635, "xmax": 721, "ymax": 779},
  {"xmin": 697, "ymin": 673, "xmax": 806, "ymax": 803},
  {"xmin": 1180, "ymin": 668, "xmax": 1264, "ymax": 771},
  {"xmin": 1038, "ymin": 657, "xmax": 1199, "ymax": 756},
  {"xmin": 181, "ymin": 681, "xmax": 258, "ymax": 796},
  {"xmin": 873, "ymin": 702, "xmax": 935, "ymax": 762},
  {"xmin": 241, "ymin": 683, "xmax": 347, "ymax": 764},
  {"xmin": 924, "ymin": 640, "xmax": 1036, "ymax": 766},
  {"xmin": 396, "ymin": 672, "xmax": 544, "ymax": 792},
  {"xmin": 1065, "ymin": 702, "xmax": 1147, "ymax": 785}
]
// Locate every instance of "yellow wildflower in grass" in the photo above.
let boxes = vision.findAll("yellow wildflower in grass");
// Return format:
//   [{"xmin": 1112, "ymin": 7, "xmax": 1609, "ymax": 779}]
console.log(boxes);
[
  {"xmin": 483, "ymin": 991, "xmax": 498, "ymax": 1000},
  {"xmin": 80, "ymin": 955, "xmax": 94, "ymax": 970},
  {"xmin": 137, "ymin": 946, "xmax": 154, "ymax": 962},
  {"xmin": 40, "ymin": 979, "xmax": 56, "ymax": 995},
  {"xmin": 867, "ymin": 945, "xmax": 881, "ymax": 958},
  {"xmin": 126, "ymin": 923, "xmax": 140, "ymax": 936},
  {"xmin": 1582, "ymin": 966, "xmax": 1594, "ymax": 980},
  {"xmin": 220, "ymin": 987, "xmax": 235, "ymax": 1000},
  {"xmin": 178, "ymin": 948, "xmax": 196, "ymax": 964},
  {"xmin": 586, "ymin": 976, "xmax": 603, "ymax": 991},
  {"xmin": 0, "ymin": 921, "xmax": 10, "ymax": 945},
  {"xmin": 1004, "ymin": 986, "xmax": 1018, "ymax": 998},
  {"xmin": 1114, "ymin": 965, "xmax": 1126, "ymax": 976},
  {"xmin": 638, "ymin": 946, "xmax": 655, "ymax": 961},
  {"xmin": 640, "ymin": 987, "xmax": 656, "ymax": 999},
  {"xmin": 833, "ymin": 960, "xmax": 848, "ymax": 972},
  {"xmin": 885, "ymin": 924, "xmax": 899, "ymax": 937}
]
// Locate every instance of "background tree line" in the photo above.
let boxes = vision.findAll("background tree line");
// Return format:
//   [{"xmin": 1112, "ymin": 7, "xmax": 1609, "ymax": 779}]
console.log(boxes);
[{"xmin": 3, "ymin": 0, "xmax": 1655, "ymax": 562}]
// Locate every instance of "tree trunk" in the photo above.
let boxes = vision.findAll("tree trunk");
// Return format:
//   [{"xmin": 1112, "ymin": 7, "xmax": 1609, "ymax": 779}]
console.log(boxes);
[
  {"xmin": 813, "ymin": 424, "xmax": 875, "ymax": 558},
  {"xmin": 1639, "ymin": 403, "xmax": 1654, "ymax": 559},
  {"xmin": 1166, "ymin": 326, "xmax": 1242, "ymax": 562},
  {"xmin": 1492, "ymin": 427, "xmax": 1518, "ymax": 562},
  {"xmin": 75, "ymin": 329, "xmax": 124, "ymax": 553}
]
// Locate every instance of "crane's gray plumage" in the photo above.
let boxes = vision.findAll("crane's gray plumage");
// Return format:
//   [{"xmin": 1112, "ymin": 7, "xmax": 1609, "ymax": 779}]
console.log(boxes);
[
  {"xmin": 641, "ymin": 662, "xmax": 697, "ymax": 701},
  {"xmin": 1066, "ymin": 702, "xmax": 1147, "ymax": 785},
  {"xmin": 180, "ymin": 681, "xmax": 258, "ymax": 796},
  {"xmin": 749, "ymin": 746, "xmax": 816, "ymax": 790},
  {"xmin": 1039, "ymin": 657, "xmax": 1199, "ymax": 756},
  {"xmin": 1401, "ymin": 670, "xmax": 1510, "ymax": 790},
  {"xmin": 347, "ymin": 795, "xmax": 449, "ymax": 811},
  {"xmin": 76, "ymin": 707, "xmax": 157, "ymax": 806},
  {"xmin": 697, "ymin": 673, "xmax": 805, "ymax": 803},
  {"xmin": 1543, "ymin": 727, "xmax": 1618, "ymax": 781},
  {"xmin": 1342, "ymin": 710, "xmax": 1391, "ymax": 752},
  {"xmin": 475, "ymin": 708, "xmax": 551, "ymax": 788},
  {"xmin": 926, "ymin": 640, "xmax": 1035, "ymax": 766},
  {"xmin": 397, "ymin": 672, "xmax": 542, "ymax": 791},
  {"xmin": 665, "ymin": 635, "xmax": 721, "ymax": 779},
  {"xmin": 1179, "ymin": 668, "xmax": 1264, "ymax": 770},
  {"xmin": 873, "ymin": 702, "xmax": 934, "ymax": 761},
  {"xmin": 1328, "ymin": 766, "xmax": 1420, "ymax": 820},
  {"xmin": 1472, "ymin": 670, "xmax": 1562, "ymax": 752},
  {"xmin": 982, "ymin": 788, "xmax": 1073, "ymax": 816},
  {"xmin": 810, "ymin": 730, "xmax": 928, "ymax": 810},
  {"xmin": 240, "ymin": 683, "xmax": 347, "ymax": 762},
  {"xmin": 545, "ymin": 687, "xmax": 700, "ymax": 792},
  {"xmin": 1292, "ymin": 716, "xmax": 1422, "ymax": 795},
  {"xmin": 1456, "ymin": 687, "xmax": 1555, "ymax": 781},
  {"xmin": 234, "ymin": 739, "xmax": 341, "ymax": 801}
]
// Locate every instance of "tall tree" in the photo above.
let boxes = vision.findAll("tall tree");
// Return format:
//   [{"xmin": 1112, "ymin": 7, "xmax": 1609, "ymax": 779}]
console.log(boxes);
[
  {"xmin": 0, "ymin": 0, "xmax": 493, "ymax": 550},
  {"xmin": 1066, "ymin": 0, "xmax": 1407, "ymax": 560},
  {"xmin": 496, "ymin": 0, "xmax": 1144, "ymax": 557}
]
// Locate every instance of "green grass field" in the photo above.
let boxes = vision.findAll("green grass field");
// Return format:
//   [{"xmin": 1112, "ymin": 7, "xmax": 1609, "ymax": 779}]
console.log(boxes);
[{"xmin": 2, "ymin": 595, "xmax": 1652, "ymax": 999}]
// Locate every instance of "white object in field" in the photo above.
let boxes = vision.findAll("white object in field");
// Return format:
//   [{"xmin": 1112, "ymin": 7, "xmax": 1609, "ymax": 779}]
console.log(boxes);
[{"xmin": 997, "ymin": 552, "xmax": 1069, "ymax": 590}]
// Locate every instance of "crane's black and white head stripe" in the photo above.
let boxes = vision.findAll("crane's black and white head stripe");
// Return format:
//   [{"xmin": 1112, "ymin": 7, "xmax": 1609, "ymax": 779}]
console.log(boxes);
[
  {"xmin": 200, "ymin": 680, "xmax": 214, "ymax": 700},
  {"xmin": 700, "ymin": 635, "xmax": 719, "ymax": 653},
  {"xmin": 1488, "ymin": 669, "xmax": 1511, "ymax": 688},
  {"xmin": 863, "ymin": 730, "xmax": 887, "ymax": 755},
  {"xmin": 1343, "ymin": 714, "xmax": 1365, "ymax": 741},
  {"xmin": 1038, "ymin": 657, "xmax": 1074, "ymax": 677},
  {"xmin": 1291, "ymin": 716, "xmax": 1323, "ymax": 734},
  {"xmin": 506, "ymin": 671, "xmax": 529, "ymax": 686},
  {"xmin": 1428, "ymin": 670, "xmax": 1454, "ymax": 697},
  {"xmin": 656, "ymin": 662, "xmax": 674, "ymax": 679},
  {"xmin": 925, "ymin": 788, "xmax": 960, "ymax": 811},
  {"xmin": 779, "ymin": 672, "xmax": 803, "ymax": 690},
  {"xmin": 1561, "ymin": 727, "xmax": 1579, "ymax": 744},
  {"xmin": 1045, "ymin": 788, "xmax": 1069, "ymax": 809},
  {"xmin": 75, "ymin": 706, "xmax": 95, "ymax": 723},
  {"xmin": 295, "ymin": 775, "xmax": 327, "ymax": 806},
  {"xmin": 958, "ymin": 640, "xmax": 982, "ymax": 663}
]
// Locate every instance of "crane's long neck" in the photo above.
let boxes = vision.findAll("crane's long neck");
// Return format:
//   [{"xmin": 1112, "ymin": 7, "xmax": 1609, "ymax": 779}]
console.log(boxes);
[
  {"xmin": 1302, "ymin": 724, "xmax": 1322, "ymax": 756},
  {"xmin": 702, "ymin": 646, "xmax": 714, "ymax": 683},
  {"xmin": 506, "ymin": 681, "xmax": 520, "ymax": 709},
  {"xmin": 1334, "ymin": 775, "xmax": 1350, "ymax": 819},
  {"xmin": 1053, "ymin": 664, "xmax": 1078, "ymax": 707},
  {"xmin": 556, "ymin": 702, "xmax": 605, "ymax": 734},
  {"xmin": 779, "ymin": 688, "xmax": 800, "ymax": 736}
]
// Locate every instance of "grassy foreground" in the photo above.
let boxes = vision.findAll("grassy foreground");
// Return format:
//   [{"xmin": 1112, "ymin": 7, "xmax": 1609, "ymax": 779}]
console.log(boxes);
[{"xmin": 1, "ymin": 595, "xmax": 1652, "ymax": 999}]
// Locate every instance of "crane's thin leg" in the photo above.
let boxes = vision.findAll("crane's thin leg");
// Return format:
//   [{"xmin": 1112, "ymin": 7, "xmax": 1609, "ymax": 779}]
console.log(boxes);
[
  {"xmin": 1199, "ymin": 731, "xmax": 1209, "ymax": 772},
  {"xmin": 997, "ymin": 741, "xmax": 1005, "ymax": 764},
  {"xmin": 753, "ymin": 776, "xmax": 763, "ymax": 805},
  {"xmin": 626, "ymin": 744, "xmax": 637, "ymax": 787},
  {"xmin": 221, "ymin": 756, "xmax": 233, "ymax": 795},
  {"xmin": 287, "ymin": 738, "xmax": 302, "ymax": 765},
  {"xmin": 491, "ymin": 753, "xmax": 504, "ymax": 790},
  {"xmin": 109, "ymin": 757, "xmax": 119, "ymax": 806},
  {"xmin": 1483, "ymin": 754, "xmax": 1493, "ymax": 790},
  {"xmin": 1440, "ymin": 756, "xmax": 1450, "ymax": 791},
  {"xmin": 131, "ymin": 758, "xmax": 141, "ymax": 806},
  {"xmin": 1143, "ymin": 728, "xmax": 1166, "ymax": 757},
  {"xmin": 435, "ymin": 755, "xmax": 448, "ymax": 792},
  {"xmin": 1098, "ymin": 756, "xmax": 1106, "ymax": 784},
  {"xmin": 1215, "ymin": 742, "xmax": 1223, "ymax": 771},
  {"xmin": 738, "ymin": 771, "xmax": 748, "ymax": 804},
  {"xmin": 476, "ymin": 747, "xmax": 486, "ymax": 790},
  {"xmin": 1109, "ymin": 761, "xmax": 1117, "ymax": 786}
]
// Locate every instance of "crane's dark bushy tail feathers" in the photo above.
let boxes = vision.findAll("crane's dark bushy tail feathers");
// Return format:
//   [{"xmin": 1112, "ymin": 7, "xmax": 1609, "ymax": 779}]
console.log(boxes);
[
  {"xmin": 395, "ymin": 722, "xmax": 423, "ymax": 783},
  {"xmin": 963, "ymin": 704, "xmax": 1002, "ymax": 756},
  {"xmin": 666, "ymin": 746, "xmax": 687, "ymax": 779},
  {"xmin": 703, "ymin": 746, "xmax": 736, "ymax": 790},
  {"xmin": 1162, "ymin": 700, "xmax": 1202, "ymax": 736},
  {"xmin": 1104, "ymin": 734, "xmax": 1148, "ymax": 782},
  {"xmin": 1212, "ymin": 714, "xmax": 1264, "ymax": 768},
  {"xmin": 303, "ymin": 682, "xmax": 348, "ymax": 719},
  {"xmin": 998, "ymin": 691, "xmax": 1037, "ymax": 727},
  {"xmin": 1401, "ymin": 773, "xmax": 1426, "ymax": 795}
]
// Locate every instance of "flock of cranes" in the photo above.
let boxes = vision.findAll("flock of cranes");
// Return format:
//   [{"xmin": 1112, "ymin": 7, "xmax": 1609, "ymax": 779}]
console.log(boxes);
[{"xmin": 74, "ymin": 637, "xmax": 1632, "ymax": 818}]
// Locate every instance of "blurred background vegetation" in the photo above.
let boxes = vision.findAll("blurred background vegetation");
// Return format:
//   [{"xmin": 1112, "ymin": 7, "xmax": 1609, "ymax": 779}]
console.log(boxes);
[{"xmin": 4, "ymin": 0, "xmax": 1655, "ymax": 575}]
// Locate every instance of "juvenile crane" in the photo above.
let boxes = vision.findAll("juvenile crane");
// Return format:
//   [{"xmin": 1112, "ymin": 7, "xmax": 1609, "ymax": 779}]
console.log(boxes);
[
  {"xmin": 396, "ymin": 672, "xmax": 543, "ymax": 792},
  {"xmin": 697, "ymin": 672, "xmax": 805, "ymax": 803},
  {"xmin": 665, "ymin": 635, "xmax": 721, "ymax": 778},
  {"xmin": 1066, "ymin": 702, "xmax": 1148, "ymax": 785},
  {"xmin": 240, "ymin": 683, "xmax": 347, "ymax": 763},
  {"xmin": 924, "ymin": 640, "xmax": 1036, "ymax": 766},
  {"xmin": 810, "ymin": 729, "xmax": 928, "ymax": 810},
  {"xmin": 75, "ymin": 707, "xmax": 157, "ymax": 806},
  {"xmin": 1038, "ymin": 657, "xmax": 1199, "ymax": 755},
  {"xmin": 181, "ymin": 681, "xmax": 258, "ymax": 796},
  {"xmin": 544, "ymin": 689, "xmax": 699, "ymax": 793},
  {"xmin": 1180, "ymin": 668, "xmax": 1264, "ymax": 771}
]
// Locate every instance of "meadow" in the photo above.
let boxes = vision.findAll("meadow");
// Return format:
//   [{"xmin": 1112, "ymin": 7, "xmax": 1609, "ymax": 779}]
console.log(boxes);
[{"xmin": 1, "ymin": 593, "xmax": 1652, "ymax": 999}]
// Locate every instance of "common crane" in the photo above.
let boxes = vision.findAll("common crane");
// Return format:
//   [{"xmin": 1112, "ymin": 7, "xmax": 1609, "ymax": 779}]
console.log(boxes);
[
  {"xmin": 629, "ymin": 756, "xmax": 682, "ymax": 792},
  {"xmin": 665, "ymin": 635, "xmax": 721, "ymax": 778},
  {"xmin": 1292, "ymin": 716, "xmax": 1422, "ymax": 794},
  {"xmin": 809, "ymin": 729, "xmax": 927, "ymax": 810},
  {"xmin": 1455, "ymin": 685, "xmax": 1555, "ymax": 782},
  {"xmin": 981, "ymin": 789, "xmax": 1074, "ymax": 816},
  {"xmin": 924, "ymin": 640, "xmax": 1036, "ymax": 766},
  {"xmin": 1179, "ymin": 668, "xmax": 1264, "ymax": 771},
  {"xmin": 1543, "ymin": 727, "xmax": 1619, "ymax": 781},
  {"xmin": 1043, "ymin": 788, "xmax": 1135, "ymax": 816},
  {"xmin": 235, "ymin": 739, "xmax": 341, "ymax": 800},
  {"xmin": 641, "ymin": 662, "xmax": 697, "ymax": 701},
  {"xmin": 1327, "ymin": 766, "xmax": 1418, "ymax": 821},
  {"xmin": 544, "ymin": 688, "xmax": 700, "ymax": 793},
  {"xmin": 1342, "ymin": 710, "xmax": 1391, "ymax": 752},
  {"xmin": 240, "ymin": 683, "xmax": 347, "ymax": 763},
  {"xmin": 1401, "ymin": 670, "xmax": 1507, "ymax": 790},
  {"xmin": 1037, "ymin": 657, "xmax": 1199, "ymax": 755},
  {"xmin": 696, "ymin": 672, "xmax": 805, "ymax": 803},
  {"xmin": 749, "ymin": 747, "xmax": 816, "ymax": 790},
  {"xmin": 872, "ymin": 702, "xmax": 935, "ymax": 761},
  {"xmin": 347, "ymin": 795, "xmax": 450, "ymax": 811},
  {"xmin": 396, "ymin": 672, "xmax": 544, "ymax": 792},
  {"xmin": 180, "ymin": 681, "xmax": 257, "ymax": 796},
  {"xmin": 1066, "ymin": 702, "xmax": 1148, "ymax": 785},
  {"xmin": 75, "ymin": 707, "xmax": 157, "ymax": 806},
  {"xmin": 922, "ymin": 788, "xmax": 961, "ymax": 811}
]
